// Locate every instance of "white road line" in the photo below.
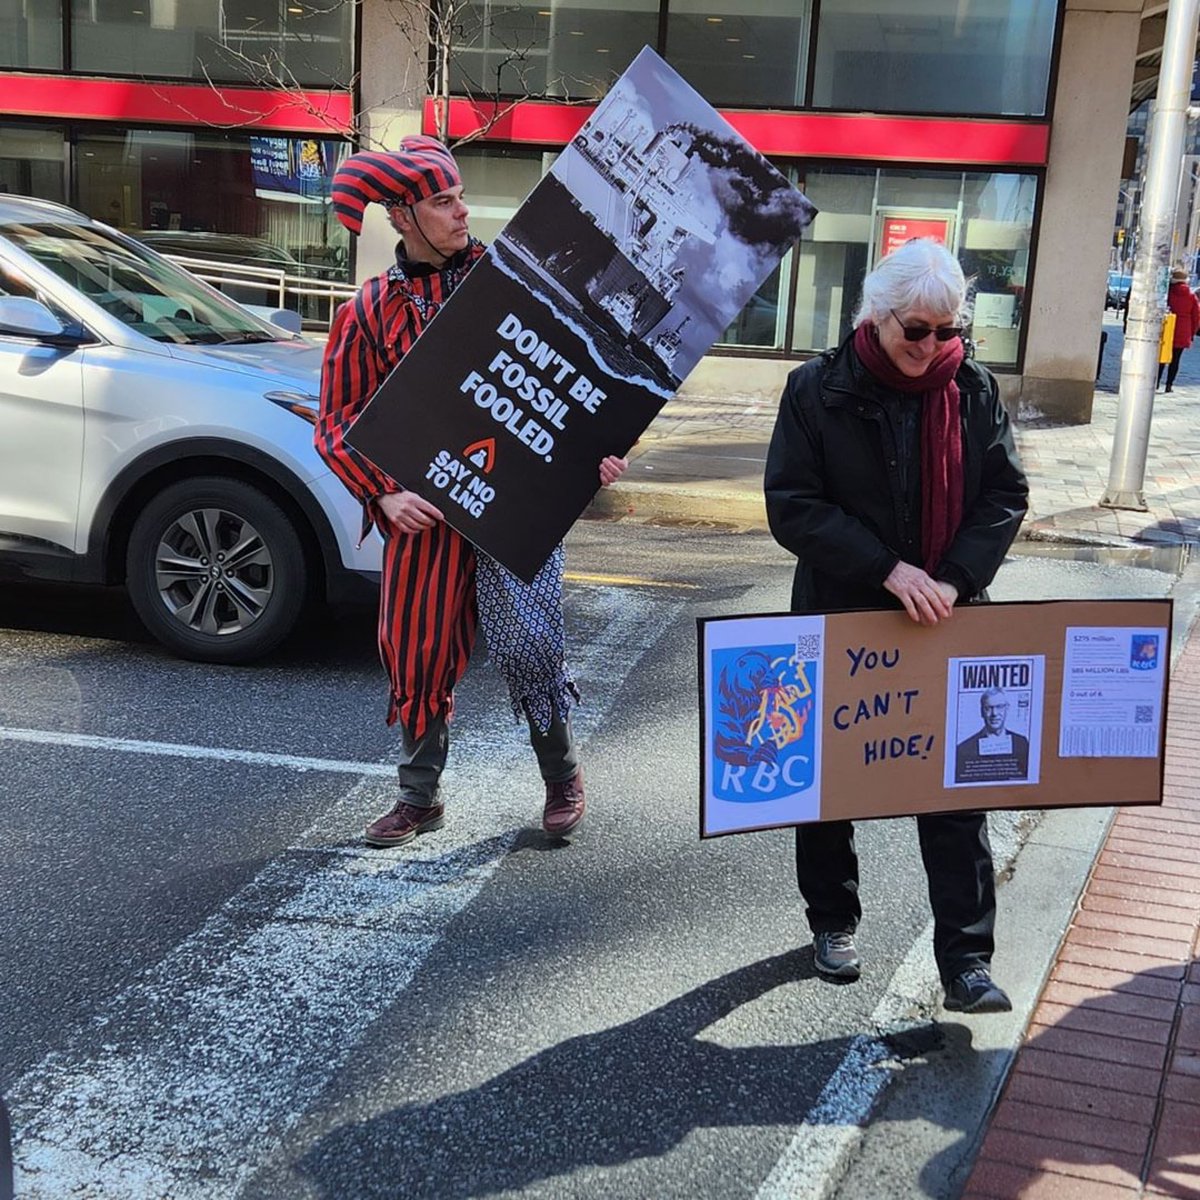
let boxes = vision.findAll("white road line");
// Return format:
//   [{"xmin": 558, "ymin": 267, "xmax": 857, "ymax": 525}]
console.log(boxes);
[
  {"xmin": 10, "ymin": 587, "xmax": 677, "ymax": 1200},
  {"xmin": 0, "ymin": 725, "xmax": 398, "ymax": 776},
  {"xmin": 754, "ymin": 923, "xmax": 945, "ymax": 1200}
]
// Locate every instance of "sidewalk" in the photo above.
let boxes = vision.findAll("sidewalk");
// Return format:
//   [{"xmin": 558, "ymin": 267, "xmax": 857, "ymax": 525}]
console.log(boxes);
[
  {"xmin": 960, "ymin": 315, "xmax": 1200, "ymax": 1198},
  {"xmin": 591, "ymin": 314, "xmax": 1200, "ymax": 1197},
  {"xmin": 961, "ymin": 645, "xmax": 1200, "ymax": 1197}
]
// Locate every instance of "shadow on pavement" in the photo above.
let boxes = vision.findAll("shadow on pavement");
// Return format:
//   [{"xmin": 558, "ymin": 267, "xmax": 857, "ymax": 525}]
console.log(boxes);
[
  {"xmin": 296, "ymin": 949, "xmax": 857, "ymax": 1198},
  {"xmin": 0, "ymin": 578, "xmax": 378, "ymax": 666}
]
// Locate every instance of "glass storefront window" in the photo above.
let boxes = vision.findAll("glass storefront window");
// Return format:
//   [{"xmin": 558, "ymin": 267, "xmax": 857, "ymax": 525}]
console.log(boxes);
[
  {"xmin": 811, "ymin": 0, "xmax": 1057, "ymax": 117},
  {"xmin": 72, "ymin": 129, "xmax": 350, "ymax": 314},
  {"xmin": 959, "ymin": 173, "xmax": 1037, "ymax": 368},
  {"xmin": 0, "ymin": 125, "xmax": 66, "ymax": 201},
  {"xmin": 0, "ymin": 0, "xmax": 62, "ymax": 68},
  {"xmin": 664, "ymin": 1, "xmax": 811, "ymax": 108},
  {"xmin": 719, "ymin": 258, "xmax": 789, "ymax": 349},
  {"xmin": 790, "ymin": 166, "xmax": 1037, "ymax": 369},
  {"xmin": 456, "ymin": 144, "xmax": 555, "ymax": 244},
  {"xmin": 449, "ymin": 1, "xmax": 659, "ymax": 100},
  {"xmin": 70, "ymin": 0, "xmax": 353, "ymax": 86}
]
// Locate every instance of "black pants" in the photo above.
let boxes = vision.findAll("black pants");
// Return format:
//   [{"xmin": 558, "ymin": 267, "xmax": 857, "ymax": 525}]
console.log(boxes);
[
  {"xmin": 1158, "ymin": 346, "xmax": 1185, "ymax": 390},
  {"xmin": 795, "ymin": 813, "xmax": 996, "ymax": 983},
  {"xmin": 396, "ymin": 704, "xmax": 578, "ymax": 806}
]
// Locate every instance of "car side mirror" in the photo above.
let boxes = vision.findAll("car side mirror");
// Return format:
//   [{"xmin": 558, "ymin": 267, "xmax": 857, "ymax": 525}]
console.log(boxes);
[
  {"xmin": 242, "ymin": 304, "xmax": 303, "ymax": 335},
  {"xmin": 0, "ymin": 296, "xmax": 88, "ymax": 346}
]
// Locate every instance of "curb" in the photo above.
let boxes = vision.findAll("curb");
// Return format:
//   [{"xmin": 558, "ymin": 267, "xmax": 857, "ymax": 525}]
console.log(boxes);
[
  {"xmin": 586, "ymin": 480, "xmax": 769, "ymax": 528},
  {"xmin": 589, "ymin": 483, "xmax": 1200, "ymax": 562}
]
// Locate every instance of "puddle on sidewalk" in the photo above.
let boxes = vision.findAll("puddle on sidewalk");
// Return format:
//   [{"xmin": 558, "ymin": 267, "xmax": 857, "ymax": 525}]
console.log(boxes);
[{"xmin": 1011, "ymin": 539, "xmax": 1191, "ymax": 575}]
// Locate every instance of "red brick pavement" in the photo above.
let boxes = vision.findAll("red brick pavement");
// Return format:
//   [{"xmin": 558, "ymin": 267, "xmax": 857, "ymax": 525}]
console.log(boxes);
[{"xmin": 961, "ymin": 631, "xmax": 1200, "ymax": 1199}]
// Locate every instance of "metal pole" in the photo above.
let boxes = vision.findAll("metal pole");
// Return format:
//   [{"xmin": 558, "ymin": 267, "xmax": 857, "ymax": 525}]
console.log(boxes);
[{"xmin": 1102, "ymin": 0, "xmax": 1200, "ymax": 510}]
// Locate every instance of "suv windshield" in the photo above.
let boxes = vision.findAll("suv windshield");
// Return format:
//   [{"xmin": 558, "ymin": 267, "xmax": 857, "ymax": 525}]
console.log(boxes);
[{"xmin": 1, "ymin": 219, "xmax": 284, "ymax": 345}]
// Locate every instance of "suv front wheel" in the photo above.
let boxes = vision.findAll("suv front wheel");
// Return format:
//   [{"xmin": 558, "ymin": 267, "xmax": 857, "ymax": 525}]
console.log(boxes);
[{"xmin": 126, "ymin": 476, "xmax": 309, "ymax": 663}]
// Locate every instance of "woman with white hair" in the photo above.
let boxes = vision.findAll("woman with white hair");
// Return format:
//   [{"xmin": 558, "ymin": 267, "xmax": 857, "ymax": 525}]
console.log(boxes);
[{"xmin": 764, "ymin": 238, "xmax": 1028, "ymax": 1014}]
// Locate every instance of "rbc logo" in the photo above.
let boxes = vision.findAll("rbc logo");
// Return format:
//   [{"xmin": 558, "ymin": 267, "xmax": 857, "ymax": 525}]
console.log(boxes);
[
  {"xmin": 711, "ymin": 644, "xmax": 816, "ymax": 804},
  {"xmin": 1130, "ymin": 635, "xmax": 1159, "ymax": 671}
]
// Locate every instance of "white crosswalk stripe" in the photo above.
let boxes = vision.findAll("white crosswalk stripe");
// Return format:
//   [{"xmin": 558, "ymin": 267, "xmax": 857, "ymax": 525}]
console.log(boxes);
[{"xmin": 11, "ymin": 586, "xmax": 678, "ymax": 1199}]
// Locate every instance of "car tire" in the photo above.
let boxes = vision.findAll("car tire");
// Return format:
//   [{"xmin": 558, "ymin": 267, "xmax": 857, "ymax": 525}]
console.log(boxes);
[{"xmin": 126, "ymin": 476, "xmax": 309, "ymax": 663}]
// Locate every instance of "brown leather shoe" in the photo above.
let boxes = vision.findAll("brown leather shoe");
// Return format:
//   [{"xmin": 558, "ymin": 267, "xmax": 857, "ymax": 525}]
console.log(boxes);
[
  {"xmin": 542, "ymin": 769, "xmax": 585, "ymax": 837},
  {"xmin": 364, "ymin": 801, "xmax": 445, "ymax": 847}
]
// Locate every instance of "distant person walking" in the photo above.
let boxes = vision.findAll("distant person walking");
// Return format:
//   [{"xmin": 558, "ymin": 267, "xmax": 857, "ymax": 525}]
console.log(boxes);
[
  {"xmin": 1158, "ymin": 267, "xmax": 1200, "ymax": 392},
  {"xmin": 764, "ymin": 238, "xmax": 1029, "ymax": 1015}
]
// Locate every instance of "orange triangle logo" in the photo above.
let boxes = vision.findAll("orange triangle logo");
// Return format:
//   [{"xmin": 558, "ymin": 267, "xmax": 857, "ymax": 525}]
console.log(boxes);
[{"xmin": 462, "ymin": 437, "xmax": 495, "ymax": 474}]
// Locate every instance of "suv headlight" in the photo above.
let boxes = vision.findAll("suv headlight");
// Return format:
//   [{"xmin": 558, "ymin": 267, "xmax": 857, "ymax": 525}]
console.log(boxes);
[{"xmin": 265, "ymin": 390, "xmax": 319, "ymax": 425}]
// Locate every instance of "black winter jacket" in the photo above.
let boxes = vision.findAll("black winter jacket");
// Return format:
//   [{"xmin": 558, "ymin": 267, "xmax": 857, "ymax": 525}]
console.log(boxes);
[{"xmin": 764, "ymin": 335, "xmax": 1028, "ymax": 614}]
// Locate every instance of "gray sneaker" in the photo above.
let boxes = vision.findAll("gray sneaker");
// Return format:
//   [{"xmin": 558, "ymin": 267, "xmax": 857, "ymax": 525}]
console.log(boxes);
[
  {"xmin": 943, "ymin": 967, "xmax": 1012, "ymax": 1014},
  {"xmin": 813, "ymin": 931, "xmax": 861, "ymax": 979}
]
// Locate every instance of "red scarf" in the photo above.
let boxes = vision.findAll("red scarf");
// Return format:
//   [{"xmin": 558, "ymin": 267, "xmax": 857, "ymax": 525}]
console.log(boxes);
[{"xmin": 852, "ymin": 323, "xmax": 965, "ymax": 575}]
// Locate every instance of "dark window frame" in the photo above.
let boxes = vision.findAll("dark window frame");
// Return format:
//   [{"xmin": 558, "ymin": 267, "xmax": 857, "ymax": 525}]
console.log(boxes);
[
  {"xmin": 0, "ymin": 0, "xmax": 357, "ymax": 88},
  {"xmin": 804, "ymin": 0, "xmax": 1065, "ymax": 121},
  {"xmin": 436, "ymin": 0, "xmax": 1065, "ymax": 124}
]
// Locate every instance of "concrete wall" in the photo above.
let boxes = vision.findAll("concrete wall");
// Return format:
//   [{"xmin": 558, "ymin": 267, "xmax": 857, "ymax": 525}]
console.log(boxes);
[
  {"xmin": 678, "ymin": 355, "xmax": 795, "ymax": 401},
  {"xmin": 1017, "ymin": 0, "xmax": 1141, "ymax": 423},
  {"xmin": 353, "ymin": 0, "xmax": 426, "ymax": 281}
]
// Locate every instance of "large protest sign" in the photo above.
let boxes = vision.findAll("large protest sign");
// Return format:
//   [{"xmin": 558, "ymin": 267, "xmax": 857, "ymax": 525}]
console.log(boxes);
[
  {"xmin": 346, "ymin": 47, "xmax": 815, "ymax": 581},
  {"xmin": 699, "ymin": 598, "xmax": 1171, "ymax": 837}
]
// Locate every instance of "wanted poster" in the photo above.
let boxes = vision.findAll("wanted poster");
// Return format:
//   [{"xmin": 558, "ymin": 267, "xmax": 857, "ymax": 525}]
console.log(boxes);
[{"xmin": 944, "ymin": 656, "xmax": 1045, "ymax": 787}]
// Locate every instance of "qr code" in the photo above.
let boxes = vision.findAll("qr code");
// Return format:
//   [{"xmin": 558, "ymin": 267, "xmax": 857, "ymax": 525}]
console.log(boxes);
[
  {"xmin": 1135, "ymin": 705, "xmax": 1153, "ymax": 724},
  {"xmin": 795, "ymin": 634, "xmax": 822, "ymax": 661}
]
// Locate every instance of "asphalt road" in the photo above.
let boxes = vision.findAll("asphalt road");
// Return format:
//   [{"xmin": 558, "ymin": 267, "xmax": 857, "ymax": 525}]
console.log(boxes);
[{"xmin": 0, "ymin": 519, "xmax": 1179, "ymax": 1199}]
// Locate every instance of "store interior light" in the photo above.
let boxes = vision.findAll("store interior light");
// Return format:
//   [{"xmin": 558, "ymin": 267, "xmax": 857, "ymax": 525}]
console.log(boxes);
[
  {"xmin": 569, "ymin": 29, "xmax": 583, "ymax": 35},
  {"xmin": 742, "ymin": 53, "xmax": 755, "ymax": 59},
  {"xmin": 726, "ymin": 36, "xmax": 740, "ymax": 42},
  {"xmin": 706, "ymin": 15, "xmax": 723, "ymax": 22},
  {"xmin": 596, "ymin": 47, "xmax": 609, "ymax": 53}
]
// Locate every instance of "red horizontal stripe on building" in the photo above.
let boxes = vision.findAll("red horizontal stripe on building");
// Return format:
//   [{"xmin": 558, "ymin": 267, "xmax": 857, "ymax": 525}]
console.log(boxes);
[
  {"xmin": 0, "ymin": 73, "xmax": 353, "ymax": 135},
  {"xmin": 427, "ymin": 97, "xmax": 1050, "ymax": 167}
]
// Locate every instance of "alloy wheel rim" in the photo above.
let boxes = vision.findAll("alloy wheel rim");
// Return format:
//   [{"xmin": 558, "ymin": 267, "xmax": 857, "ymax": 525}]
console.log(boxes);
[{"xmin": 153, "ymin": 506, "xmax": 273, "ymax": 636}]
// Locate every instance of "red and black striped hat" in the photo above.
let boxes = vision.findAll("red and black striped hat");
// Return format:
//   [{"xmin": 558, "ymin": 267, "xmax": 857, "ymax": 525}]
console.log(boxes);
[{"xmin": 332, "ymin": 137, "xmax": 461, "ymax": 235}]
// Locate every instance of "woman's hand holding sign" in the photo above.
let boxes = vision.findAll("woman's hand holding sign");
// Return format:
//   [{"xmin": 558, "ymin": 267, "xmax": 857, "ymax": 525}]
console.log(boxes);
[
  {"xmin": 883, "ymin": 560, "xmax": 958, "ymax": 627},
  {"xmin": 378, "ymin": 490, "xmax": 444, "ymax": 534},
  {"xmin": 598, "ymin": 455, "xmax": 628, "ymax": 487}
]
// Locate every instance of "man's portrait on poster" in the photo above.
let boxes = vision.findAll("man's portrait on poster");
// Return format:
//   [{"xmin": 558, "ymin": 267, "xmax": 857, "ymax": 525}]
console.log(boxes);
[{"xmin": 954, "ymin": 687, "xmax": 1031, "ymax": 784}]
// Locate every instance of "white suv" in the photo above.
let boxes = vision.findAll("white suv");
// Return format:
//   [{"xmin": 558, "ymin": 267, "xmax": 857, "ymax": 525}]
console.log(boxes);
[{"xmin": 0, "ymin": 195, "xmax": 379, "ymax": 662}]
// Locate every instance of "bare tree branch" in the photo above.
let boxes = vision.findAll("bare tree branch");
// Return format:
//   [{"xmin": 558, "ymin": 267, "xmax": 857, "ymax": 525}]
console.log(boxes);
[{"xmin": 152, "ymin": 0, "xmax": 612, "ymax": 150}]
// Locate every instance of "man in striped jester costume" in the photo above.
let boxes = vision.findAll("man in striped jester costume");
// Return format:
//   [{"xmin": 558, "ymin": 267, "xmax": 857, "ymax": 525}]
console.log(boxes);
[{"xmin": 316, "ymin": 136, "xmax": 627, "ymax": 847}]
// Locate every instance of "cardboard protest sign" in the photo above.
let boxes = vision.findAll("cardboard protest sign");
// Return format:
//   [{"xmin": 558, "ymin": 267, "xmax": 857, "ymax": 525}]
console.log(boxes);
[
  {"xmin": 699, "ymin": 598, "xmax": 1171, "ymax": 837},
  {"xmin": 346, "ymin": 46, "xmax": 815, "ymax": 582}
]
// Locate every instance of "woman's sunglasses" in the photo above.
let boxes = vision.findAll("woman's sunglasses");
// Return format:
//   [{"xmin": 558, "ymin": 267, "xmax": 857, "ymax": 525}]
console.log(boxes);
[{"xmin": 890, "ymin": 309, "xmax": 964, "ymax": 342}]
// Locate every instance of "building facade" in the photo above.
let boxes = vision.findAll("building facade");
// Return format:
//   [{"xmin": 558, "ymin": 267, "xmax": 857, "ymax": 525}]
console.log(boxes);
[{"xmin": 1, "ymin": 0, "xmax": 1148, "ymax": 421}]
